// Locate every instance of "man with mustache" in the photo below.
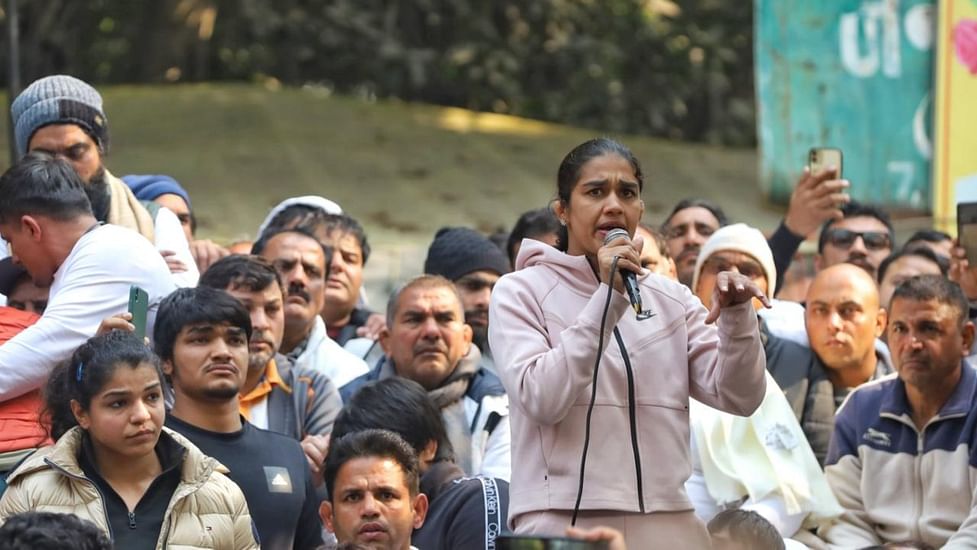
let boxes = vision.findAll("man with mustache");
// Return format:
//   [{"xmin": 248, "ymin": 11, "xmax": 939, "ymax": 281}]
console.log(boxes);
[
  {"xmin": 341, "ymin": 275, "xmax": 511, "ymax": 481},
  {"xmin": 332, "ymin": 377, "xmax": 509, "ymax": 550},
  {"xmin": 663, "ymin": 167, "xmax": 850, "ymax": 293},
  {"xmin": 199, "ymin": 254, "xmax": 343, "ymax": 482},
  {"xmin": 422, "ymin": 227, "xmax": 510, "ymax": 373},
  {"xmin": 814, "ymin": 201, "xmax": 894, "ymax": 279},
  {"xmin": 159, "ymin": 286, "xmax": 324, "ymax": 550},
  {"xmin": 768, "ymin": 263, "xmax": 892, "ymax": 463},
  {"xmin": 253, "ymin": 228, "xmax": 369, "ymax": 388},
  {"xmin": 321, "ymin": 430, "xmax": 428, "ymax": 550},
  {"xmin": 8, "ymin": 75, "xmax": 197, "ymax": 287},
  {"xmin": 820, "ymin": 275, "xmax": 977, "ymax": 548},
  {"xmin": 662, "ymin": 198, "xmax": 729, "ymax": 288}
]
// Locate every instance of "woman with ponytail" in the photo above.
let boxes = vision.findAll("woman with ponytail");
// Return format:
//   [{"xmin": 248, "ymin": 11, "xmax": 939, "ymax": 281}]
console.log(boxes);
[
  {"xmin": 0, "ymin": 331, "xmax": 258, "ymax": 550},
  {"xmin": 489, "ymin": 138, "xmax": 770, "ymax": 548}
]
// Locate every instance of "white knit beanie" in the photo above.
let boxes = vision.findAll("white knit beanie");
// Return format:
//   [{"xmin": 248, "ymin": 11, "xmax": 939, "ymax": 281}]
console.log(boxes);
[{"xmin": 691, "ymin": 223, "xmax": 776, "ymax": 295}]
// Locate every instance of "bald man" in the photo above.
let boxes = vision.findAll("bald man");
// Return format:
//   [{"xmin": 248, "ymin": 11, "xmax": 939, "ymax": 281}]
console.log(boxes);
[
  {"xmin": 765, "ymin": 264, "xmax": 893, "ymax": 464},
  {"xmin": 806, "ymin": 265, "xmax": 889, "ymax": 394}
]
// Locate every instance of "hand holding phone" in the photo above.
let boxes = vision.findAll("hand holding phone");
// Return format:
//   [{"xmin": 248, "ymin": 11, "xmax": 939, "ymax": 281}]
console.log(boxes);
[
  {"xmin": 808, "ymin": 147, "xmax": 843, "ymax": 178},
  {"xmin": 784, "ymin": 148, "xmax": 850, "ymax": 238},
  {"xmin": 958, "ymin": 203, "xmax": 977, "ymax": 263},
  {"xmin": 128, "ymin": 286, "xmax": 148, "ymax": 340}
]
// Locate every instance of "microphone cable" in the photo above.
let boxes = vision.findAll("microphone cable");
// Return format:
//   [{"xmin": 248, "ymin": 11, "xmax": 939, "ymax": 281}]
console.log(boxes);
[{"xmin": 570, "ymin": 256, "xmax": 619, "ymax": 526}]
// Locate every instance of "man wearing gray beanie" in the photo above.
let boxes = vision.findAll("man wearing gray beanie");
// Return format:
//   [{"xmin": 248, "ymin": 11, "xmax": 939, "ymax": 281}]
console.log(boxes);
[
  {"xmin": 7, "ymin": 75, "xmax": 198, "ymax": 288},
  {"xmin": 424, "ymin": 226, "xmax": 511, "ymax": 372}
]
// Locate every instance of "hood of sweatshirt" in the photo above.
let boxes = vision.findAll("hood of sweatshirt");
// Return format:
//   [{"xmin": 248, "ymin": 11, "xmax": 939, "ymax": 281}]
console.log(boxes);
[{"xmin": 514, "ymin": 238, "xmax": 650, "ymax": 296}]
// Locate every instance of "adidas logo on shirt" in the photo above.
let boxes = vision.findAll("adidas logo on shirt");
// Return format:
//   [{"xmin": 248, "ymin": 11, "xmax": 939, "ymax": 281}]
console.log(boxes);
[{"xmin": 263, "ymin": 466, "xmax": 294, "ymax": 494}]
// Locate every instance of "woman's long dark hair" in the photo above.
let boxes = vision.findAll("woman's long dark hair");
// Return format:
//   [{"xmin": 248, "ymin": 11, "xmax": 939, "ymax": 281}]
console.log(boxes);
[
  {"xmin": 555, "ymin": 138, "xmax": 643, "ymax": 251},
  {"xmin": 43, "ymin": 331, "xmax": 163, "ymax": 440}
]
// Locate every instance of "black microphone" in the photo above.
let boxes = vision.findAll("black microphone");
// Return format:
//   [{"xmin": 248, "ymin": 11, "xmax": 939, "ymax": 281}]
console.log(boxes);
[{"xmin": 603, "ymin": 228, "xmax": 643, "ymax": 316}]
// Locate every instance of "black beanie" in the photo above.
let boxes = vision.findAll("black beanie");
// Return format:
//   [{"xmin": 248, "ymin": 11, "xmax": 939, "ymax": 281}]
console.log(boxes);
[{"xmin": 424, "ymin": 227, "xmax": 511, "ymax": 281}]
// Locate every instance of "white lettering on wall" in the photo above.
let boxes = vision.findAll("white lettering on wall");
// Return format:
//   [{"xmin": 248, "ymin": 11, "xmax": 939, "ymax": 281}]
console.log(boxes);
[{"xmin": 840, "ymin": 0, "xmax": 902, "ymax": 78}]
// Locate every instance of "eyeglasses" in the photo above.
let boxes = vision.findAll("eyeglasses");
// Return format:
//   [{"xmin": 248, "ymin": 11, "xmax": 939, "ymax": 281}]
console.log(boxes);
[{"xmin": 824, "ymin": 228, "xmax": 891, "ymax": 251}]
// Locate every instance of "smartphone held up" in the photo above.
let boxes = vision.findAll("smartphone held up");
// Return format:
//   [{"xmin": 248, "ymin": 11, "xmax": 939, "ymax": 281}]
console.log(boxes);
[
  {"xmin": 808, "ymin": 147, "xmax": 843, "ymax": 178},
  {"xmin": 958, "ymin": 202, "xmax": 977, "ymax": 263},
  {"xmin": 128, "ymin": 285, "xmax": 148, "ymax": 340}
]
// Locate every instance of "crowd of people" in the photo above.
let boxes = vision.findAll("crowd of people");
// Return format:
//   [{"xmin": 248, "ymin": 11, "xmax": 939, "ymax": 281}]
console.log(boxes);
[{"xmin": 0, "ymin": 74, "xmax": 973, "ymax": 550}]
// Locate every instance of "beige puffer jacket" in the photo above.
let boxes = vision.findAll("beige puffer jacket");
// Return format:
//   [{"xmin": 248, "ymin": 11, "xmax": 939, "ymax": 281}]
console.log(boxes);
[{"xmin": 0, "ymin": 426, "xmax": 258, "ymax": 550}]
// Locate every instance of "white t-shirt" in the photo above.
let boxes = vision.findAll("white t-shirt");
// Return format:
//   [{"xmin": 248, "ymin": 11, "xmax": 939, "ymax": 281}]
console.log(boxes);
[
  {"xmin": 247, "ymin": 397, "xmax": 270, "ymax": 430},
  {"xmin": 0, "ymin": 206, "xmax": 197, "ymax": 290},
  {"xmin": 0, "ymin": 224, "xmax": 177, "ymax": 401},
  {"xmin": 153, "ymin": 206, "xmax": 199, "ymax": 288}
]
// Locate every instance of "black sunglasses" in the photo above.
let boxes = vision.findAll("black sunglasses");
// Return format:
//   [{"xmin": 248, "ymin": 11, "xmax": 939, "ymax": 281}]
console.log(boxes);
[{"xmin": 824, "ymin": 228, "xmax": 891, "ymax": 251}]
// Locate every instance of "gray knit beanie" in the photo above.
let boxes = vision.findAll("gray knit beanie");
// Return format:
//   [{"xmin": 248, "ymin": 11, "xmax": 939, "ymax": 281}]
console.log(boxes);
[
  {"xmin": 11, "ymin": 75, "xmax": 109, "ymax": 156},
  {"xmin": 424, "ymin": 227, "xmax": 511, "ymax": 281}
]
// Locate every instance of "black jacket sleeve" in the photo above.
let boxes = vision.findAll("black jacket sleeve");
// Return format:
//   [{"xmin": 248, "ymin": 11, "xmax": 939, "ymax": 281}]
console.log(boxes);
[{"xmin": 767, "ymin": 220, "xmax": 806, "ymax": 294}]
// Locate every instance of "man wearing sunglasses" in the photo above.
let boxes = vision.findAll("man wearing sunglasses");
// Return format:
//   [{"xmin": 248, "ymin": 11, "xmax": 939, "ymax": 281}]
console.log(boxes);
[{"xmin": 815, "ymin": 201, "xmax": 894, "ymax": 279}]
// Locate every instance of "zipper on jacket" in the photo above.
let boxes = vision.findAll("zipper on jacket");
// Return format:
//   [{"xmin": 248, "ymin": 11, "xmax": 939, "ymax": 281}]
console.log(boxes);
[
  {"xmin": 44, "ymin": 458, "xmax": 115, "ymax": 543},
  {"xmin": 128, "ymin": 511, "xmax": 136, "ymax": 529},
  {"xmin": 613, "ymin": 329, "xmax": 646, "ymax": 513},
  {"xmin": 881, "ymin": 409, "xmax": 964, "ymax": 545},
  {"xmin": 914, "ymin": 431, "xmax": 923, "ymax": 543}
]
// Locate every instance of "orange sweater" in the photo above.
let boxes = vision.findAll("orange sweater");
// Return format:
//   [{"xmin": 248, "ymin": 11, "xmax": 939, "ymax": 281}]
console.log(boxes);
[{"xmin": 0, "ymin": 306, "xmax": 49, "ymax": 453}]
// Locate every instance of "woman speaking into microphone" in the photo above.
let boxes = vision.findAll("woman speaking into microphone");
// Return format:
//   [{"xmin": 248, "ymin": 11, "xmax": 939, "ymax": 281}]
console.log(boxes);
[{"xmin": 488, "ymin": 138, "xmax": 769, "ymax": 548}]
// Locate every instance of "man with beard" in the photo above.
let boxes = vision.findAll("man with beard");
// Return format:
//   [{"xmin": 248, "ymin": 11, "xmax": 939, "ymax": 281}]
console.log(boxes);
[
  {"xmin": 422, "ymin": 227, "xmax": 510, "ymax": 373},
  {"xmin": 814, "ymin": 201, "xmax": 894, "ymax": 280},
  {"xmin": 9, "ymin": 75, "xmax": 197, "ymax": 287},
  {"xmin": 198, "ymin": 255, "xmax": 342, "ymax": 483},
  {"xmin": 253, "ymin": 228, "xmax": 369, "ymax": 388},
  {"xmin": 341, "ymin": 275, "xmax": 511, "ymax": 481},
  {"xmin": 158, "ymin": 287, "xmax": 324, "ymax": 550},
  {"xmin": 661, "ymin": 198, "xmax": 729, "ymax": 288},
  {"xmin": 663, "ymin": 166, "xmax": 850, "ymax": 294}
]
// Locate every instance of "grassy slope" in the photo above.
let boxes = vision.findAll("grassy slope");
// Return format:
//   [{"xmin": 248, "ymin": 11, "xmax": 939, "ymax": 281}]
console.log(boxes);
[{"xmin": 1, "ymin": 83, "xmax": 788, "ymax": 295}]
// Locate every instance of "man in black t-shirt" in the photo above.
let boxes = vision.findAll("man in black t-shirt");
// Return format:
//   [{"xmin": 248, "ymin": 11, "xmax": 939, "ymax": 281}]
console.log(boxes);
[{"xmin": 154, "ymin": 287, "xmax": 324, "ymax": 550}]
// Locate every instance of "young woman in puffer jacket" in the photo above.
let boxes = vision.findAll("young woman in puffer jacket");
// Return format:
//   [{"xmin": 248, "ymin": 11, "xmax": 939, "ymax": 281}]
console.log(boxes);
[
  {"xmin": 0, "ymin": 331, "xmax": 258, "ymax": 550},
  {"xmin": 488, "ymin": 138, "xmax": 770, "ymax": 549}
]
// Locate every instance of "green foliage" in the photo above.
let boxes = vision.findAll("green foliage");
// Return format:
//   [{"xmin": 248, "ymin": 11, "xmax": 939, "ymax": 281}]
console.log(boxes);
[{"xmin": 2, "ymin": 0, "xmax": 756, "ymax": 144}]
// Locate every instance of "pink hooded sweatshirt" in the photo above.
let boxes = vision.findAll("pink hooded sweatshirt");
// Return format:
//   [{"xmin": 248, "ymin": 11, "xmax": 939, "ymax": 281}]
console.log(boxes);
[{"xmin": 488, "ymin": 240, "xmax": 767, "ymax": 522}]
